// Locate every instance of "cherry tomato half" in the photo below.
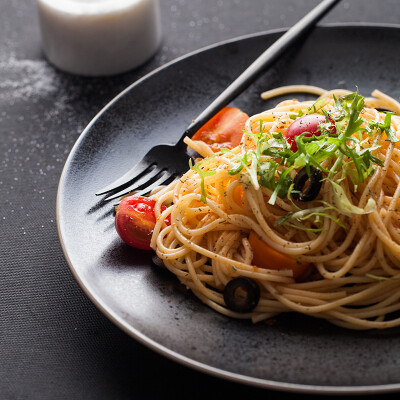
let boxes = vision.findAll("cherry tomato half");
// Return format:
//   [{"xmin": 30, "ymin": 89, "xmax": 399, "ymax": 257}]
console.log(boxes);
[
  {"xmin": 285, "ymin": 113, "xmax": 327, "ymax": 152},
  {"xmin": 115, "ymin": 196, "xmax": 170, "ymax": 250},
  {"xmin": 191, "ymin": 106, "xmax": 249, "ymax": 151}
]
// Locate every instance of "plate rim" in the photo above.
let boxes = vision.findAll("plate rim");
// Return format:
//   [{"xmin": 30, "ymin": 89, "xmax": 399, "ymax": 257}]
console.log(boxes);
[{"xmin": 56, "ymin": 23, "xmax": 400, "ymax": 394}]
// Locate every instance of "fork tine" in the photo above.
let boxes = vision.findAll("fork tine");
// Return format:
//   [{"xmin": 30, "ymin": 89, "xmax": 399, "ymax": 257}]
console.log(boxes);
[
  {"xmin": 95, "ymin": 158, "xmax": 153, "ymax": 196},
  {"xmin": 117, "ymin": 164, "xmax": 163, "ymax": 193},
  {"xmin": 108, "ymin": 171, "xmax": 175, "ymax": 204},
  {"xmin": 132, "ymin": 172, "xmax": 176, "ymax": 197}
]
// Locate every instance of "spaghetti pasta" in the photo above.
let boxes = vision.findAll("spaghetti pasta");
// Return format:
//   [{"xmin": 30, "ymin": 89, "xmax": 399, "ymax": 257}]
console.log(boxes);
[{"xmin": 149, "ymin": 86, "xmax": 400, "ymax": 330}]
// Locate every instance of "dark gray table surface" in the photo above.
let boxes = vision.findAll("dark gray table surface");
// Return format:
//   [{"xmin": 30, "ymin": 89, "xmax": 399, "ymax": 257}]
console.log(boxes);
[{"xmin": 2, "ymin": 0, "xmax": 400, "ymax": 399}]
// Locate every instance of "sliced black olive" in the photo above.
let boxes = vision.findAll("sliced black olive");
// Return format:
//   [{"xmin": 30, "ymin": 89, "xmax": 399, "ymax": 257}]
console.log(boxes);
[
  {"xmin": 223, "ymin": 277, "xmax": 260, "ymax": 313},
  {"xmin": 292, "ymin": 166, "xmax": 323, "ymax": 202}
]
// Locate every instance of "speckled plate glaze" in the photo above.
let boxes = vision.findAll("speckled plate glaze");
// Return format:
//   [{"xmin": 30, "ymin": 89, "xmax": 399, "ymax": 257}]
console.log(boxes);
[{"xmin": 57, "ymin": 24, "xmax": 400, "ymax": 394}]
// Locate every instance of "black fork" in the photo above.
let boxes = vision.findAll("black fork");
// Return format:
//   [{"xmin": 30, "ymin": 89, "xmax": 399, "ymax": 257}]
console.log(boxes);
[
  {"xmin": 97, "ymin": 141, "xmax": 191, "ymax": 202},
  {"xmin": 96, "ymin": 0, "xmax": 340, "ymax": 202}
]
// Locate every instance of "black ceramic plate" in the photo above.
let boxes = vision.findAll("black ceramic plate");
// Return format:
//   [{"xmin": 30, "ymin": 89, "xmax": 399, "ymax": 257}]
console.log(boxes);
[{"xmin": 57, "ymin": 24, "xmax": 400, "ymax": 394}]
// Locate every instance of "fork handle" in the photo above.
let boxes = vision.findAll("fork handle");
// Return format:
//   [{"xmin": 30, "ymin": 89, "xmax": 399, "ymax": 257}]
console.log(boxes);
[{"xmin": 181, "ymin": 0, "xmax": 340, "ymax": 141}]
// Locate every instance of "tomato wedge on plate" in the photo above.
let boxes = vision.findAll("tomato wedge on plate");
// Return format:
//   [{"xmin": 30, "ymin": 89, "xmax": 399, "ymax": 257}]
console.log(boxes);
[
  {"xmin": 192, "ymin": 106, "xmax": 249, "ymax": 151},
  {"xmin": 248, "ymin": 231, "xmax": 311, "ymax": 280},
  {"xmin": 115, "ymin": 196, "xmax": 170, "ymax": 250}
]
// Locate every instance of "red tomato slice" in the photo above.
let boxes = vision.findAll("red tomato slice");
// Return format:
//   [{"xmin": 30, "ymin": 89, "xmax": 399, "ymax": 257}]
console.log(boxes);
[
  {"xmin": 115, "ymin": 196, "xmax": 170, "ymax": 250},
  {"xmin": 192, "ymin": 107, "xmax": 249, "ymax": 151}
]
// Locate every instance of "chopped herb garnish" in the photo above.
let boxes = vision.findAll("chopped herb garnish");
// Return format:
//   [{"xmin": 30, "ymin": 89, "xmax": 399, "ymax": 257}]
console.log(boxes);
[
  {"xmin": 369, "ymin": 112, "xmax": 399, "ymax": 143},
  {"xmin": 366, "ymin": 273, "xmax": 400, "ymax": 282},
  {"xmin": 276, "ymin": 204, "xmax": 346, "ymax": 231},
  {"xmin": 189, "ymin": 158, "xmax": 216, "ymax": 203},
  {"xmin": 221, "ymin": 89, "xmax": 392, "ymax": 226}
]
